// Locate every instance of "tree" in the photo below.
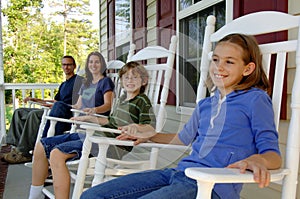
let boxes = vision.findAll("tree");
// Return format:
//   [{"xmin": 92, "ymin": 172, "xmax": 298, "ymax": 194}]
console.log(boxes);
[
  {"xmin": 45, "ymin": 0, "xmax": 98, "ymax": 62},
  {"xmin": 2, "ymin": 0, "xmax": 99, "ymax": 101}
]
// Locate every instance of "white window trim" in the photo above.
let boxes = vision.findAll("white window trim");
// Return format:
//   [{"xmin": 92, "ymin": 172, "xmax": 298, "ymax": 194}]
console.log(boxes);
[
  {"xmin": 175, "ymin": 0, "xmax": 233, "ymax": 115},
  {"xmin": 115, "ymin": 0, "xmax": 131, "ymax": 47}
]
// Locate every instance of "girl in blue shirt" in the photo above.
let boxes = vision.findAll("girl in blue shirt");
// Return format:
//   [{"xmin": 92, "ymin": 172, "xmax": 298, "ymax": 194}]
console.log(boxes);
[{"xmin": 80, "ymin": 34, "xmax": 281, "ymax": 199}]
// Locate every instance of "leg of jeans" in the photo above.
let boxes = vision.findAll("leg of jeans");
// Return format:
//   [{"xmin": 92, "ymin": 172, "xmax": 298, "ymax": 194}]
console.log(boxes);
[
  {"xmin": 40, "ymin": 133, "xmax": 82, "ymax": 159},
  {"xmin": 6, "ymin": 108, "xmax": 36, "ymax": 146},
  {"xmin": 42, "ymin": 101, "xmax": 72, "ymax": 137},
  {"xmin": 138, "ymin": 170, "xmax": 197, "ymax": 199},
  {"xmin": 17, "ymin": 109, "xmax": 44, "ymax": 156},
  {"xmin": 80, "ymin": 169, "xmax": 174, "ymax": 199}
]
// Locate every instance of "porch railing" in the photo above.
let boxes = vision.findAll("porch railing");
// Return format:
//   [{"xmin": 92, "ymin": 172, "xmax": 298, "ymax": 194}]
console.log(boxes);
[{"xmin": 0, "ymin": 83, "xmax": 60, "ymax": 144}]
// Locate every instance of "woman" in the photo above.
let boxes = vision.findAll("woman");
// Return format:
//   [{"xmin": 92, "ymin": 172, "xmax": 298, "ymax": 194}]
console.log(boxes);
[
  {"xmin": 29, "ymin": 52, "xmax": 115, "ymax": 199},
  {"xmin": 42, "ymin": 51, "xmax": 114, "ymax": 137}
]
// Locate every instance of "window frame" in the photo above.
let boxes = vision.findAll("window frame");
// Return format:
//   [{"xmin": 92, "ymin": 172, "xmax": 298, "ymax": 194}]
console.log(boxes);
[
  {"xmin": 175, "ymin": 0, "xmax": 233, "ymax": 115},
  {"xmin": 115, "ymin": 0, "xmax": 131, "ymax": 61}
]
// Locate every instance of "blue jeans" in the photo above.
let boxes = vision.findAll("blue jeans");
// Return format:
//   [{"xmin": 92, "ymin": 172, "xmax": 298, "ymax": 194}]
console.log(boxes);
[
  {"xmin": 40, "ymin": 132, "xmax": 129, "ymax": 162},
  {"xmin": 40, "ymin": 133, "xmax": 85, "ymax": 161},
  {"xmin": 80, "ymin": 168, "xmax": 220, "ymax": 199}
]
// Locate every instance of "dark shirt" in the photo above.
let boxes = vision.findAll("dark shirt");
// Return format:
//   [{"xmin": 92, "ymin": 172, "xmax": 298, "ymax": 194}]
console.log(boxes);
[
  {"xmin": 79, "ymin": 77, "xmax": 115, "ymax": 116},
  {"xmin": 55, "ymin": 74, "xmax": 83, "ymax": 105}
]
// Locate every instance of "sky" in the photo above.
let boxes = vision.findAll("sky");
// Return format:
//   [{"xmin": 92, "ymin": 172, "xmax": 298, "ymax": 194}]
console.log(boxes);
[{"xmin": 89, "ymin": 0, "xmax": 100, "ymax": 28}]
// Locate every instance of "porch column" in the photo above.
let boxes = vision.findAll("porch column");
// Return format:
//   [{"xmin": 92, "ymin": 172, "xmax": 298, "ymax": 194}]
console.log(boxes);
[{"xmin": 0, "ymin": 1, "xmax": 6, "ymax": 145}]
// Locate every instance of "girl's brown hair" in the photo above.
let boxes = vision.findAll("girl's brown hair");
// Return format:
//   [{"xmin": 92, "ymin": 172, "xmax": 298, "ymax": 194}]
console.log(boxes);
[
  {"xmin": 213, "ymin": 34, "xmax": 270, "ymax": 94},
  {"xmin": 119, "ymin": 61, "xmax": 149, "ymax": 93}
]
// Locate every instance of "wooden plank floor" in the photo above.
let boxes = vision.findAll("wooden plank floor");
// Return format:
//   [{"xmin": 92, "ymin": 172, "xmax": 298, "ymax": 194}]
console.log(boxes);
[{"xmin": 0, "ymin": 145, "xmax": 10, "ymax": 199}]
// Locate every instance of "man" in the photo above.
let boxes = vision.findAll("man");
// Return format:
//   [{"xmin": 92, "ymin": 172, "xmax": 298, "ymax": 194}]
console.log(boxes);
[{"xmin": 2, "ymin": 55, "xmax": 83, "ymax": 164}]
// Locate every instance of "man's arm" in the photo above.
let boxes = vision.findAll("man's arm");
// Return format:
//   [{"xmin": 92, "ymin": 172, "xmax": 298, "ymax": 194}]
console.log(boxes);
[{"xmin": 24, "ymin": 97, "xmax": 56, "ymax": 105}]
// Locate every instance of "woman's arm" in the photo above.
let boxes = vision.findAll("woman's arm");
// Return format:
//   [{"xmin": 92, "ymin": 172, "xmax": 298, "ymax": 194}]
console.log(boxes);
[
  {"xmin": 82, "ymin": 91, "xmax": 113, "ymax": 114},
  {"xmin": 71, "ymin": 115, "xmax": 109, "ymax": 125},
  {"xmin": 72, "ymin": 96, "xmax": 82, "ymax": 109}
]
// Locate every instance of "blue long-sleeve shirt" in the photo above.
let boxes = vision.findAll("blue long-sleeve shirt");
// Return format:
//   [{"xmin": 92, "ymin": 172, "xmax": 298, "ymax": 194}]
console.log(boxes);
[{"xmin": 177, "ymin": 88, "xmax": 280, "ymax": 199}]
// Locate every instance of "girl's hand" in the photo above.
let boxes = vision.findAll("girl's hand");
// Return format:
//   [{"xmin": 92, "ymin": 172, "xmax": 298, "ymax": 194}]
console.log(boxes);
[
  {"xmin": 227, "ymin": 154, "xmax": 270, "ymax": 188},
  {"xmin": 116, "ymin": 124, "xmax": 156, "ymax": 145},
  {"xmin": 116, "ymin": 133, "xmax": 150, "ymax": 145}
]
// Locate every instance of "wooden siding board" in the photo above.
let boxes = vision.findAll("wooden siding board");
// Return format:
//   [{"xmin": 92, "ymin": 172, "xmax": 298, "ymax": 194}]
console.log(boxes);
[
  {"xmin": 289, "ymin": 0, "xmax": 300, "ymax": 15},
  {"xmin": 147, "ymin": 28, "xmax": 157, "ymax": 43},
  {"xmin": 147, "ymin": 16, "xmax": 156, "ymax": 28},
  {"xmin": 147, "ymin": 2, "xmax": 156, "ymax": 17}
]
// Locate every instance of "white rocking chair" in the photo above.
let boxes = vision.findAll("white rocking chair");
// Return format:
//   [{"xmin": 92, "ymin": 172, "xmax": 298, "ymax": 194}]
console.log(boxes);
[{"xmin": 184, "ymin": 11, "xmax": 300, "ymax": 199}]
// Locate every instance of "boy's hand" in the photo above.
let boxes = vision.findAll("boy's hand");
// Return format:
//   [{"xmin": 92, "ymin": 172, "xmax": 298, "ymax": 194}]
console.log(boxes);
[
  {"xmin": 227, "ymin": 154, "xmax": 270, "ymax": 188},
  {"xmin": 116, "ymin": 124, "xmax": 156, "ymax": 145}
]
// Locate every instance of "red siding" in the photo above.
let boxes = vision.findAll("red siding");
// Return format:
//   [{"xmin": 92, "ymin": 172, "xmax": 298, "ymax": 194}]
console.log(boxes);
[
  {"xmin": 233, "ymin": 0, "xmax": 288, "ymax": 119},
  {"xmin": 157, "ymin": 0, "xmax": 176, "ymax": 105},
  {"xmin": 132, "ymin": 0, "xmax": 147, "ymax": 51}
]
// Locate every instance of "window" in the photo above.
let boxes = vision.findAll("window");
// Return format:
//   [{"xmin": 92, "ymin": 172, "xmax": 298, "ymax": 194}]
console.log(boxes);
[
  {"xmin": 116, "ymin": 42, "xmax": 130, "ymax": 61},
  {"xmin": 176, "ymin": 0, "xmax": 226, "ymax": 114},
  {"xmin": 115, "ymin": 0, "xmax": 130, "ymax": 62}
]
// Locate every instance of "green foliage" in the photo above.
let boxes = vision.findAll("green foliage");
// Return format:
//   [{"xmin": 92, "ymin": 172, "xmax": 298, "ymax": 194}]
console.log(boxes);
[
  {"xmin": 2, "ymin": 0, "xmax": 99, "ymax": 99},
  {"xmin": 5, "ymin": 105, "xmax": 13, "ymax": 131}
]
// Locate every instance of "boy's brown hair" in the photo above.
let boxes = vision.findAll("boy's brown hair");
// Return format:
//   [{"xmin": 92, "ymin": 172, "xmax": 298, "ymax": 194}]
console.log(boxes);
[{"xmin": 119, "ymin": 61, "xmax": 149, "ymax": 93}]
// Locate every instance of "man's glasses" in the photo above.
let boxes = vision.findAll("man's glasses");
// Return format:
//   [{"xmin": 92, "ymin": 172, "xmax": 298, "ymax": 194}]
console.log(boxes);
[{"xmin": 62, "ymin": 63, "xmax": 74, "ymax": 67}]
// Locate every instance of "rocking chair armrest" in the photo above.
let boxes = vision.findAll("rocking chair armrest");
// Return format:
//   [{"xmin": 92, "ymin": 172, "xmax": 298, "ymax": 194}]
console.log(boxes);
[{"xmin": 184, "ymin": 167, "xmax": 289, "ymax": 199}]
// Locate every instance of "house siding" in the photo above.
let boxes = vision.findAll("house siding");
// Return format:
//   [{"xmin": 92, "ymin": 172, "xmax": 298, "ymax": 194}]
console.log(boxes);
[
  {"xmin": 99, "ymin": 0, "xmax": 108, "ymax": 60},
  {"xmin": 146, "ymin": 0, "xmax": 157, "ymax": 46}
]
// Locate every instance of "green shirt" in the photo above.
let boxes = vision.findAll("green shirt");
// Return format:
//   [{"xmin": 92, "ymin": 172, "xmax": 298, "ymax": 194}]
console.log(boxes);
[
  {"xmin": 94, "ymin": 93, "xmax": 156, "ymax": 138},
  {"xmin": 105, "ymin": 93, "xmax": 156, "ymax": 129}
]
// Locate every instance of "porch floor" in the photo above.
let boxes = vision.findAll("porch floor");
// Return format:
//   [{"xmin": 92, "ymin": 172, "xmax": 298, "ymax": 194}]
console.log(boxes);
[
  {"xmin": 3, "ymin": 164, "xmax": 32, "ymax": 199},
  {"xmin": 0, "ymin": 144, "xmax": 50, "ymax": 199},
  {"xmin": 0, "ymin": 144, "xmax": 32, "ymax": 199}
]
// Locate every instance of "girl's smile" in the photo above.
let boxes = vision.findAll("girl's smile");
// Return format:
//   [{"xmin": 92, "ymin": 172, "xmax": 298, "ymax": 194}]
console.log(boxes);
[{"xmin": 209, "ymin": 42, "xmax": 254, "ymax": 97}]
